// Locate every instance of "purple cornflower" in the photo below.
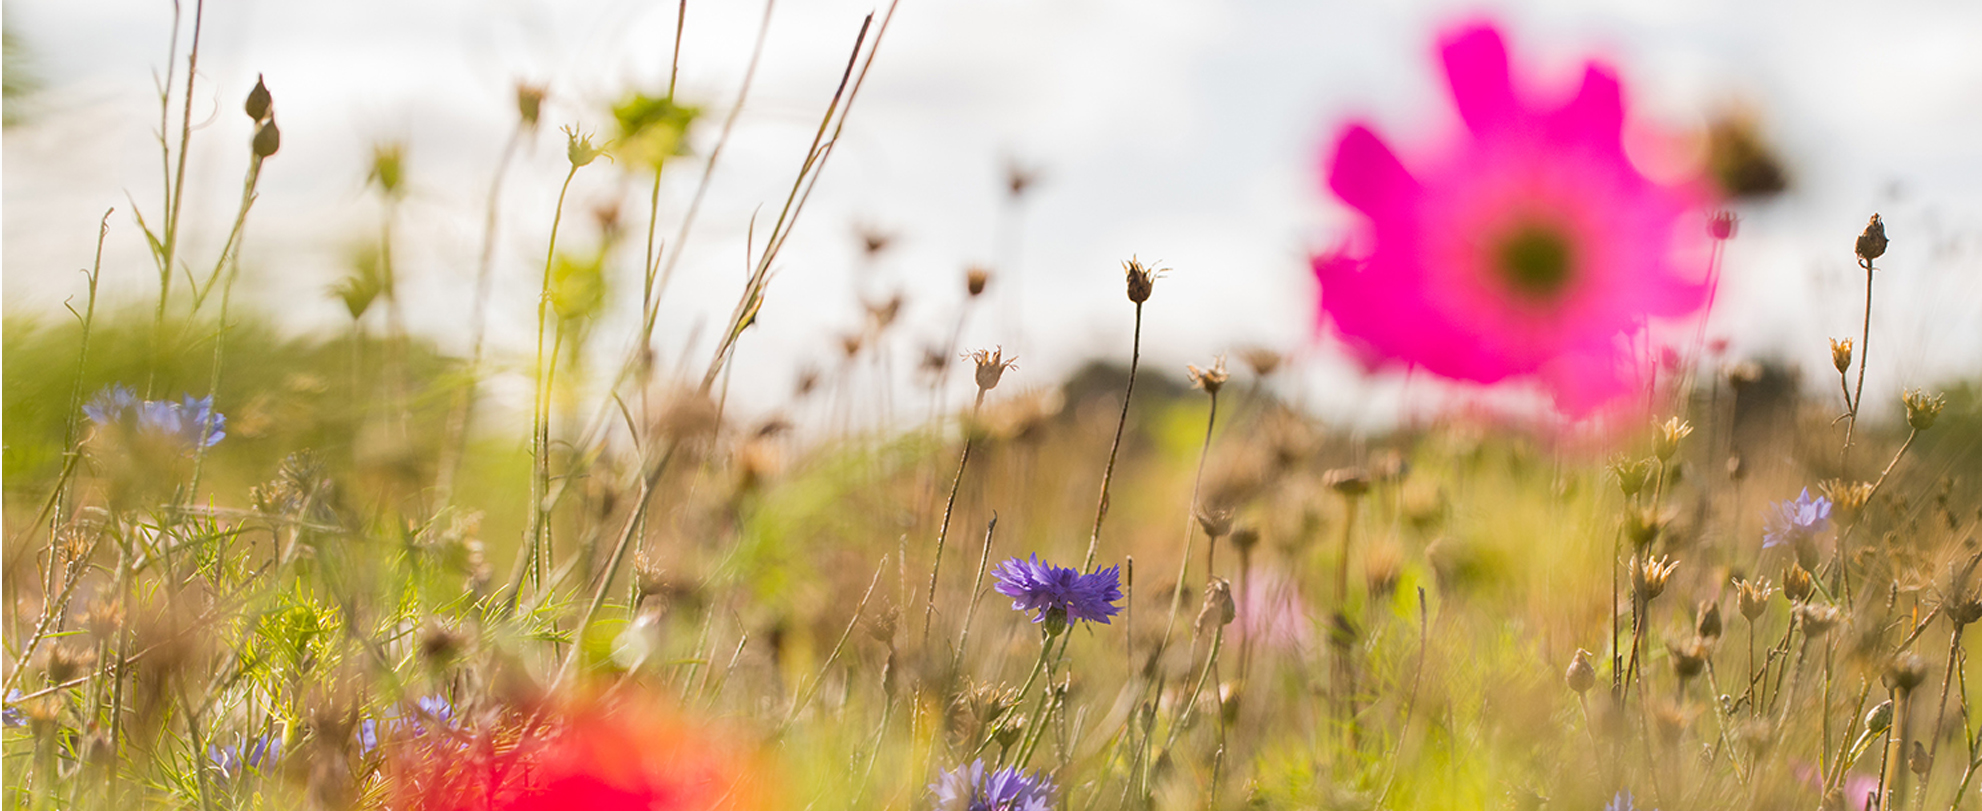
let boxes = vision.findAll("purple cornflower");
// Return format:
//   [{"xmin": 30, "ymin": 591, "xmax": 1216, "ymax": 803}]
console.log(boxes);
[
  {"xmin": 1604, "ymin": 791, "xmax": 1653, "ymax": 811},
  {"xmin": 208, "ymin": 733, "xmax": 281, "ymax": 779},
  {"xmin": 3, "ymin": 689, "xmax": 25, "ymax": 728},
  {"xmin": 83, "ymin": 385, "xmax": 140, "ymax": 425},
  {"xmin": 930, "ymin": 759, "xmax": 1055, "ymax": 811},
  {"xmin": 993, "ymin": 555, "xmax": 1123, "ymax": 629},
  {"xmin": 1763, "ymin": 488, "xmax": 1832, "ymax": 549}
]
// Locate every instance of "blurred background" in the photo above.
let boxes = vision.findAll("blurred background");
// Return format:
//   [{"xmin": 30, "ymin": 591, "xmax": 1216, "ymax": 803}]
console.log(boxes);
[{"xmin": 6, "ymin": 0, "xmax": 1982, "ymax": 430}]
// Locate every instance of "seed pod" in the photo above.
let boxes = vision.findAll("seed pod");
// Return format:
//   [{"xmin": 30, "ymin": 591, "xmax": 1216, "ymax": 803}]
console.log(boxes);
[
  {"xmin": 1903, "ymin": 389, "xmax": 1945, "ymax": 432},
  {"xmin": 253, "ymin": 119, "xmax": 281, "ymax": 158},
  {"xmin": 516, "ymin": 84, "xmax": 546, "ymax": 128},
  {"xmin": 970, "ymin": 347, "xmax": 1016, "ymax": 392},
  {"xmin": 1194, "ymin": 507, "xmax": 1233, "ymax": 539},
  {"xmin": 1910, "ymin": 740, "xmax": 1933, "ymax": 777},
  {"xmin": 1783, "ymin": 564, "xmax": 1813, "ymax": 603},
  {"xmin": 1886, "ymin": 653, "xmax": 1929, "ymax": 692},
  {"xmin": 245, "ymin": 74, "xmax": 273, "ymax": 122},
  {"xmin": 965, "ymin": 266, "xmax": 990, "ymax": 297},
  {"xmin": 1737, "ymin": 578, "xmax": 1775, "ymax": 621},
  {"xmin": 1797, "ymin": 603, "xmax": 1841, "ymax": 636},
  {"xmin": 1668, "ymin": 638, "xmax": 1708, "ymax": 680},
  {"xmin": 1864, "ymin": 699, "xmax": 1894, "ymax": 734},
  {"xmin": 1123, "ymin": 257, "xmax": 1158, "ymax": 303},
  {"xmin": 1855, "ymin": 214, "xmax": 1888, "ymax": 263},
  {"xmin": 1565, "ymin": 649, "xmax": 1596, "ymax": 694},
  {"xmin": 1196, "ymin": 578, "xmax": 1235, "ymax": 632},
  {"xmin": 1830, "ymin": 338, "xmax": 1853, "ymax": 374}
]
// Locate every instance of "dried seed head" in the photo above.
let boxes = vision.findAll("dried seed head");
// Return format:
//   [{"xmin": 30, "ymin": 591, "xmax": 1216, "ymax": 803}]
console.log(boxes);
[
  {"xmin": 418, "ymin": 622, "xmax": 466, "ymax": 666},
  {"xmin": 965, "ymin": 266, "xmax": 990, "ymax": 297},
  {"xmin": 1783, "ymin": 564, "xmax": 1814, "ymax": 603},
  {"xmin": 1830, "ymin": 338, "xmax": 1854, "ymax": 374},
  {"xmin": 1653, "ymin": 417, "xmax": 1693, "ymax": 461},
  {"xmin": 1903, "ymin": 389, "xmax": 1946, "ymax": 432},
  {"xmin": 857, "ymin": 226, "xmax": 894, "ymax": 257},
  {"xmin": 1696, "ymin": 600, "xmax": 1723, "ymax": 640},
  {"xmin": 969, "ymin": 347, "xmax": 1017, "ymax": 392},
  {"xmin": 1709, "ymin": 210, "xmax": 1737, "ymax": 241},
  {"xmin": 245, "ymin": 74, "xmax": 273, "ymax": 122},
  {"xmin": 1887, "ymin": 653, "xmax": 1929, "ymax": 692},
  {"xmin": 1947, "ymin": 596, "xmax": 1982, "ymax": 628},
  {"xmin": 1611, "ymin": 456, "xmax": 1655, "ymax": 498},
  {"xmin": 1667, "ymin": 637, "xmax": 1708, "ymax": 680},
  {"xmin": 1855, "ymin": 213, "xmax": 1888, "ymax": 263},
  {"xmin": 634, "ymin": 554, "xmax": 669, "ymax": 601},
  {"xmin": 1625, "ymin": 506, "xmax": 1670, "ymax": 550},
  {"xmin": 1228, "ymin": 526, "xmax": 1260, "ymax": 556},
  {"xmin": 516, "ymin": 83, "xmax": 546, "ymax": 128},
  {"xmin": 1634, "ymin": 555, "xmax": 1678, "ymax": 602},
  {"xmin": 1122, "ymin": 256, "xmax": 1161, "ymax": 304},
  {"xmin": 253, "ymin": 119, "xmax": 281, "ymax": 158},
  {"xmin": 1194, "ymin": 506, "xmax": 1233, "ymax": 539},
  {"xmin": 1820, "ymin": 479, "xmax": 1876, "ymax": 518},
  {"xmin": 43, "ymin": 642, "xmax": 96, "ymax": 684},
  {"xmin": 1565, "ymin": 648, "xmax": 1596, "ymax": 694},
  {"xmin": 563, "ymin": 127, "xmax": 601, "ymax": 169},
  {"xmin": 1186, "ymin": 356, "xmax": 1229, "ymax": 395},
  {"xmin": 864, "ymin": 294, "xmax": 903, "ymax": 332},
  {"xmin": 1238, "ymin": 346, "xmax": 1282, "ymax": 377},
  {"xmin": 1324, "ymin": 467, "xmax": 1371, "ymax": 498},
  {"xmin": 85, "ymin": 597, "xmax": 125, "ymax": 639},
  {"xmin": 1737, "ymin": 578, "xmax": 1775, "ymax": 621},
  {"xmin": 1797, "ymin": 603, "xmax": 1842, "ymax": 636},
  {"xmin": 1196, "ymin": 578, "xmax": 1236, "ymax": 632}
]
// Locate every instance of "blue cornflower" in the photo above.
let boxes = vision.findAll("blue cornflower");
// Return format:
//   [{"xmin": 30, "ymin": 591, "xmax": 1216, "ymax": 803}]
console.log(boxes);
[
  {"xmin": 356, "ymin": 695, "xmax": 457, "ymax": 755},
  {"xmin": 1763, "ymin": 488, "xmax": 1832, "ymax": 549},
  {"xmin": 208, "ymin": 733, "xmax": 281, "ymax": 779},
  {"xmin": 83, "ymin": 385, "xmax": 141, "ymax": 425},
  {"xmin": 930, "ymin": 759, "xmax": 1055, "ymax": 811},
  {"xmin": 3, "ymin": 689, "xmax": 25, "ymax": 728},
  {"xmin": 1605, "ymin": 790, "xmax": 1655, "ymax": 811},
  {"xmin": 993, "ymin": 554, "xmax": 1123, "ymax": 629}
]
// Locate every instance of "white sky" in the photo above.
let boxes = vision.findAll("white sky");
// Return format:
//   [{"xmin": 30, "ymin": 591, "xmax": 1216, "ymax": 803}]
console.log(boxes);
[{"xmin": 6, "ymin": 0, "xmax": 1982, "ymax": 430}]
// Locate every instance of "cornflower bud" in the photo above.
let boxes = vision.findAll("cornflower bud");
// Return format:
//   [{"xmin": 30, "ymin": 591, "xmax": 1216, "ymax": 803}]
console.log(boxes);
[
  {"xmin": 1903, "ymin": 389, "xmax": 1945, "ymax": 431},
  {"xmin": 1186, "ymin": 356, "xmax": 1228, "ymax": 395},
  {"xmin": 1862, "ymin": 699, "xmax": 1894, "ymax": 735},
  {"xmin": 1194, "ymin": 506, "xmax": 1232, "ymax": 539},
  {"xmin": 244, "ymin": 74, "xmax": 272, "ymax": 122},
  {"xmin": 1612, "ymin": 456, "xmax": 1654, "ymax": 498},
  {"xmin": 516, "ymin": 84, "xmax": 546, "ymax": 128},
  {"xmin": 1697, "ymin": 600, "xmax": 1723, "ymax": 641},
  {"xmin": 1565, "ymin": 648, "xmax": 1596, "ymax": 694},
  {"xmin": 969, "ymin": 347, "xmax": 1016, "ymax": 392},
  {"xmin": 1855, "ymin": 213, "xmax": 1888, "ymax": 263},
  {"xmin": 1830, "ymin": 338, "xmax": 1853, "ymax": 374},
  {"xmin": 1123, "ymin": 256, "xmax": 1159, "ymax": 304},
  {"xmin": 965, "ymin": 266, "xmax": 990, "ymax": 297},
  {"xmin": 1654, "ymin": 417, "xmax": 1692, "ymax": 461},
  {"xmin": 1783, "ymin": 564, "xmax": 1813, "ymax": 603},
  {"xmin": 253, "ymin": 119, "xmax": 281, "ymax": 158},
  {"xmin": 1196, "ymin": 578, "xmax": 1236, "ymax": 632}
]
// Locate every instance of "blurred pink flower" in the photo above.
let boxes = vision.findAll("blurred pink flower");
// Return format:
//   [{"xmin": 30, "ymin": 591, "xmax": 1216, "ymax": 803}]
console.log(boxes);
[{"xmin": 1312, "ymin": 22, "xmax": 1713, "ymax": 416}]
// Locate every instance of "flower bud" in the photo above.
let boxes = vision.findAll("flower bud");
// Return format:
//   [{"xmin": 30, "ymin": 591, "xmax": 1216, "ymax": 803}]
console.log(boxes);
[
  {"xmin": 565, "ymin": 127, "xmax": 601, "ymax": 168},
  {"xmin": 1324, "ymin": 467, "xmax": 1371, "ymax": 498},
  {"xmin": 1830, "ymin": 338, "xmax": 1853, "ymax": 374},
  {"xmin": 1863, "ymin": 699, "xmax": 1893, "ymax": 735},
  {"xmin": 1709, "ymin": 210, "xmax": 1737, "ymax": 241},
  {"xmin": 244, "ymin": 74, "xmax": 272, "ymax": 122},
  {"xmin": 1194, "ymin": 506, "xmax": 1232, "ymax": 539},
  {"xmin": 253, "ymin": 119, "xmax": 281, "ymax": 158},
  {"xmin": 1229, "ymin": 526, "xmax": 1260, "ymax": 556},
  {"xmin": 965, "ymin": 266, "xmax": 990, "ymax": 297},
  {"xmin": 1668, "ymin": 638, "xmax": 1708, "ymax": 680},
  {"xmin": 1910, "ymin": 740, "xmax": 1933, "ymax": 777},
  {"xmin": 516, "ymin": 84, "xmax": 546, "ymax": 128},
  {"xmin": 1886, "ymin": 653, "xmax": 1928, "ymax": 692},
  {"xmin": 1737, "ymin": 578, "xmax": 1774, "ymax": 621},
  {"xmin": 1855, "ymin": 213, "xmax": 1887, "ymax": 263},
  {"xmin": 1565, "ymin": 648, "xmax": 1596, "ymax": 694},
  {"xmin": 1696, "ymin": 600, "xmax": 1723, "ymax": 641},
  {"xmin": 1612, "ymin": 457, "xmax": 1654, "ymax": 498},
  {"xmin": 1196, "ymin": 578, "xmax": 1236, "ymax": 632},
  {"xmin": 1903, "ymin": 389, "xmax": 1945, "ymax": 432}
]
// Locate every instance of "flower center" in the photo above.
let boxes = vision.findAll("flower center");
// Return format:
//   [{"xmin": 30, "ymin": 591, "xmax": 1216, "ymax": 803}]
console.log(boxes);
[{"xmin": 1493, "ymin": 224, "xmax": 1575, "ymax": 301}]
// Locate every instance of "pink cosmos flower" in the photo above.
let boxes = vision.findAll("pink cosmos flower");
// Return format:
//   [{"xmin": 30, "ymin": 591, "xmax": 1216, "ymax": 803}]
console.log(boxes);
[{"xmin": 1313, "ymin": 22, "xmax": 1713, "ymax": 416}]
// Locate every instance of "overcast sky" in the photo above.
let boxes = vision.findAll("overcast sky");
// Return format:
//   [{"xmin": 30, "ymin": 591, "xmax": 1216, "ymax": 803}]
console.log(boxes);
[{"xmin": 6, "ymin": 0, "xmax": 1982, "ymax": 430}]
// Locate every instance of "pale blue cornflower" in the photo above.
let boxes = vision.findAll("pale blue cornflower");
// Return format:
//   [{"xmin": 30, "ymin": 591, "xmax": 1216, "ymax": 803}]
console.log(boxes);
[
  {"xmin": 84, "ymin": 386, "xmax": 226, "ymax": 450},
  {"xmin": 930, "ymin": 759, "xmax": 1055, "ymax": 811},
  {"xmin": 208, "ymin": 733, "xmax": 281, "ymax": 779},
  {"xmin": 992, "ymin": 555, "xmax": 1123, "ymax": 629},
  {"xmin": 1764, "ymin": 488, "xmax": 1832, "ymax": 549}
]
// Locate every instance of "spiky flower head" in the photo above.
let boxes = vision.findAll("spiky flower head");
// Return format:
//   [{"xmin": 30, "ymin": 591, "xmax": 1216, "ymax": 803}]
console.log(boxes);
[
  {"xmin": 1122, "ymin": 256, "xmax": 1161, "ymax": 304},
  {"xmin": 930, "ymin": 759, "xmax": 1054, "ymax": 811},
  {"xmin": 1762, "ymin": 489, "xmax": 1831, "ymax": 549},
  {"xmin": 1903, "ymin": 389, "xmax": 1945, "ymax": 432},
  {"xmin": 992, "ymin": 555, "xmax": 1123, "ymax": 631},
  {"xmin": 1830, "ymin": 337, "xmax": 1853, "ymax": 374},
  {"xmin": 970, "ymin": 347, "xmax": 1018, "ymax": 392}
]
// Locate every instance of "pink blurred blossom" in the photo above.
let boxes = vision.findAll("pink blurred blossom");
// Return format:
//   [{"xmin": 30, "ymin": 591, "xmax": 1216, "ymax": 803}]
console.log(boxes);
[{"xmin": 1312, "ymin": 22, "xmax": 1714, "ymax": 416}]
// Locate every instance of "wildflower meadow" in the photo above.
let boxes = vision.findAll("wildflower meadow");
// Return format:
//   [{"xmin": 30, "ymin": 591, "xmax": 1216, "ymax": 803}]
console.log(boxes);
[{"xmin": 5, "ymin": 4, "xmax": 1982, "ymax": 811}]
